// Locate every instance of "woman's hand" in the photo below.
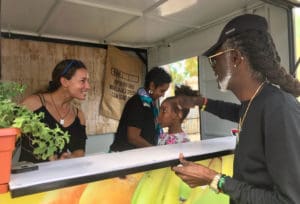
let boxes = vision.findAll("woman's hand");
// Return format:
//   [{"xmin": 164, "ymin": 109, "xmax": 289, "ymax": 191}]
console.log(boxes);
[
  {"xmin": 172, "ymin": 153, "xmax": 217, "ymax": 188},
  {"xmin": 59, "ymin": 152, "xmax": 72, "ymax": 159},
  {"xmin": 127, "ymin": 126, "xmax": 153, "ymax": 147},
  {"xmin": 48, "ymin": 152, "xmax": 72, "ymax": 161},
  {"xmin": 48, "ymin": 149, "xmax": 84, "ymax": 161}
]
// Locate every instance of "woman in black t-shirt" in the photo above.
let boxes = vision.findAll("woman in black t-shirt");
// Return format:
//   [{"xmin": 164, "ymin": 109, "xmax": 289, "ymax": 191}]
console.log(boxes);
[
  {"xmin": 110, "ymin": 67, "xmax": 172, "ymax": 151},
  {"xmin": 20, "ymin": 59, "xmax": 90, "ymax": 162}
]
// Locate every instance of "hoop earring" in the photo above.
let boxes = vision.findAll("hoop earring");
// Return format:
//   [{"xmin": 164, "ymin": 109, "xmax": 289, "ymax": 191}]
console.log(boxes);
[{"xmin": 148, "ymin": 90, "xmax": 153, "ymax": 94}]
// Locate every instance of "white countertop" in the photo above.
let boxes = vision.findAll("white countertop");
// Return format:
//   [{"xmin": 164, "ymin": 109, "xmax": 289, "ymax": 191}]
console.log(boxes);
[{"xmin": 9, "ymin": 136, "xmax": 236, "ymax": 197}]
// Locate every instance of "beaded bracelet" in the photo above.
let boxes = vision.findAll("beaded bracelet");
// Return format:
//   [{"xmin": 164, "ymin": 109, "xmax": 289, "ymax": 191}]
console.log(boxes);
[
  {"xmin": 217, "ymin": 174, "xmax": 227, "ymax": 192},
  {"xmin": 200, "ymin": 97, "xmax": 208, "ymax": 111}
]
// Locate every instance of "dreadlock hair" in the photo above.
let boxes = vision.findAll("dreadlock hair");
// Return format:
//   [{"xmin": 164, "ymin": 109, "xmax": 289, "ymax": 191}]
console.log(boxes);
[
  {"xmin": 163, "ymin": 85, "xmax": 199, "ymax": 122},
  {"xmin": 224, "ymin": 29, "xmax": 300, "ymax": 97}
]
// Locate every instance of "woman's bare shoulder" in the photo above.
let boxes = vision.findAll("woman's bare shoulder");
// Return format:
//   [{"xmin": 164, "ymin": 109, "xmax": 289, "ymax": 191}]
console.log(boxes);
[
  {"xmin": 77, "ymin": 107, "xmax": 86, "ymax": 126},
  {"xmin": 71, "ymin": 101, "xmax": 86, "ymax": 126},
  {"xmin": 20, "ymin": 94, "xmax": 43, "ymax": 111}
]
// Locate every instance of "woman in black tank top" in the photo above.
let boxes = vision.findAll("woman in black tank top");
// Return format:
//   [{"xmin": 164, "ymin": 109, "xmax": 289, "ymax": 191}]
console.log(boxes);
[{"xmin": 19, "ymin": 59, "xmax": 90, "ymax": 163}]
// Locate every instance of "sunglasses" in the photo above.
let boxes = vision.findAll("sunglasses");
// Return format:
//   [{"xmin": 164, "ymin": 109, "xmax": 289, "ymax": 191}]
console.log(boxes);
[{"xmin": 208, "ymin": 49, "xmax": 235, "ymax": 67}]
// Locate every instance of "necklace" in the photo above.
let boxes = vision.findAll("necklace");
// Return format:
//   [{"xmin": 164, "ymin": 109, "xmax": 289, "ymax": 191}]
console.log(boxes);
[
  {"xmin": 237, "ymin": 82, "xmax": 265, "ymax": 141},
  {"xmin": 50, "ymin": 94, "xmax": 71, "ymax": 125}
]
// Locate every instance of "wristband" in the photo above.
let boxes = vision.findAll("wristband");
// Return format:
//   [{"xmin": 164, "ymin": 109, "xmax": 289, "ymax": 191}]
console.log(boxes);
[
  {"xmin": 217, "ymin": 174, "xmax": 227, "ymax": 192},
  {"xmin": 209, "ymin": 174, "xmax": 221, "ymax": 193},
  {"xmin": 201, "ymin": 97, "xmax": 208, "ymax": 111}
]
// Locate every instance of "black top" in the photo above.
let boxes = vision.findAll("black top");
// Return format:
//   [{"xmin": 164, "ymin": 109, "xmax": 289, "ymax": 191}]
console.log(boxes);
[
  {"xmin": 110, "ymin": 94, "xmax": 156, "ymax": 151},
  {"xmin": 19, "ymin": 96, "xmax": 87, "ymax": 163},
  {"xmin": 206, "ymin": 83, "xmax": 300, "ymax": 204}
]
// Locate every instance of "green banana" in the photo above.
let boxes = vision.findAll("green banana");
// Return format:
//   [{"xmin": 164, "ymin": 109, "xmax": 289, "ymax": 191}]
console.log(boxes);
[
  {"xmin": 178, "ymin": 180, "xmax": 191, "ymax": 202},
  {"xmin": 194, "ymin": 187, "xmax": 229, "ymax": 204}
]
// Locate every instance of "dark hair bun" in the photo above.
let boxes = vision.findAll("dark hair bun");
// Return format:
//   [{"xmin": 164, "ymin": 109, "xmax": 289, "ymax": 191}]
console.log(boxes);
[{"xmin": 175, "ymin": 85, "xmax": 199, "ymax": 96}]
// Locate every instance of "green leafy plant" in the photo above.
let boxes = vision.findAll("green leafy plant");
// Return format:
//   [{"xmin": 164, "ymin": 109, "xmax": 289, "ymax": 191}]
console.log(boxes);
[{"xmin": 0, "ymin": 81, "xmax": 70, "ymax": 160}]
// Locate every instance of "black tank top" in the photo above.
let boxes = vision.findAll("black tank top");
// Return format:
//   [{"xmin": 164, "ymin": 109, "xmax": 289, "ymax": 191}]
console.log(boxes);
[{"xmin": 19, "ymin": 94, "xmax": 87, "ymax": 163}]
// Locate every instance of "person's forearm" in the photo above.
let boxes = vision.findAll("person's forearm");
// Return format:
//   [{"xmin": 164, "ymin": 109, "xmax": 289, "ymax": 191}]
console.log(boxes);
[
  {"xmin": 205, "ymin": 99, "xmax": 240, "ymax": 122},
  {"xmin": 71, "ymin": 149, "xmax": 85, "ymax": 157},
  {"xmin": 128, "ymin": 135, "xmax": 152, "ymax": 147}
]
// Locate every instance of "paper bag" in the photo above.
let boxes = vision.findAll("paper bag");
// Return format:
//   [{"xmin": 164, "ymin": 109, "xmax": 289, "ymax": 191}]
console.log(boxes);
[{"xmin": 100, "ymin": 46, "xmax": 143, "ymax": 120}]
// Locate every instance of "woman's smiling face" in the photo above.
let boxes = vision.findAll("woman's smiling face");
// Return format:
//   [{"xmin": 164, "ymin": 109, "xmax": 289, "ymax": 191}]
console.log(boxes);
[
  {"xmin": 150, "ymin": 83, "xmax": 170, "ymax": 100},
  {"xmin": 64, "ymin": 68, "xmax": 90, "ymax": 100}
]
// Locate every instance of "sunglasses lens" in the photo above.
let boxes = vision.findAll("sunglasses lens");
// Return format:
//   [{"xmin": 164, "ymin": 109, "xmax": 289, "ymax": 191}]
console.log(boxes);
[
  {"xmin": 207, "ymin": 49, "xmax": 235, "ymax": 67},
  {"xmin": 212, "ymin": 58, "xmax": 216, "ymax": 66},
  {"xmin": 209, "ymin": 58, "xmax": 216, "ymax": 67}
]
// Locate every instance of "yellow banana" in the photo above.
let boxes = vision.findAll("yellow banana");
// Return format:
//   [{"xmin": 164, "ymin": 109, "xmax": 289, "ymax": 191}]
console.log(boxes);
[
  {"xmin": 131, "ymin": 156, "xmax": 233, "ymax": 204},
  {"xmin": 208, "ymin": 157, "xmax": 222, "ymax": 172},
  {"xmin": 79, "ymin": 173, "xmax": 143, "ymax": 204},
  {"xmin": 194, "ymin": 187, "xmax": 229, "ymax": 204},
  {"xmin": 158, "ymin": 169, "xmax": 182, "ymax": 204},
  {"xmin": 184, "ymin": 185, "xmax": 208, "ymax": 204},
  {"xmin": 222, "ymin": 154, "xmax": 234, "ymax": 176},
  {"xmin": 131, "ymin": 168, "xmax": 169, "ymax": 204},
  {"xmin": 154, "ymin": 168, "xmax": 174, "ymax": 203}
]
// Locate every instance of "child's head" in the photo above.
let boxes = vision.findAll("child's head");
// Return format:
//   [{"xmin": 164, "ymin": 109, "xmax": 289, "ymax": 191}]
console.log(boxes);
[
  {"xmin": 158, "ymin": 96, "xmax": 180, "ymax": 128},
  {"xmin": 158, "ymin": 85, "xmax": 198, "ymax": 128}
]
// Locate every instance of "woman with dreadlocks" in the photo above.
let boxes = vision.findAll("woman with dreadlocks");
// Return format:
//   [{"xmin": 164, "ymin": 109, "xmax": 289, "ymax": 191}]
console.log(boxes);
[{"xmin": 172, "ymin": 14, "xmax": 300, "ymax": 204}]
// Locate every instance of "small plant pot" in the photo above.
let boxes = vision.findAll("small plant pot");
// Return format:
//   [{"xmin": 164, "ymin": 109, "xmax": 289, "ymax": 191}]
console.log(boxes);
[{"xmin": 0, "ymin": 127, "xmax": 19, "ymax": 194}]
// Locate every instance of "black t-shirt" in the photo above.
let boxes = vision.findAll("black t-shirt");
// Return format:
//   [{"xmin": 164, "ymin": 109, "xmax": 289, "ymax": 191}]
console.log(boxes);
[
  {"xmin": 19, "ymin": 105, "xmax": 87, "ymax": 163},
  {"xmin": 110, "ymin": 94, "xmax": 156, "ymax": 151},
  {"xmin": 207, "ymin": 83, "xmax": 300, "ymax": 204}
]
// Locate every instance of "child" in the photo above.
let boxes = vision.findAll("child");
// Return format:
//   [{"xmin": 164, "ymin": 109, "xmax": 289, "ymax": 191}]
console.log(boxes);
[{"xmin": 157, "ymin": 85, "xmax": 198, "ymax": 145}]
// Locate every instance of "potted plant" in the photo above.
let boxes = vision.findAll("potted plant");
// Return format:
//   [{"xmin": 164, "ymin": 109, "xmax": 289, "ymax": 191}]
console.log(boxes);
[{"xmin": 0, "ymin": 81, "xmax": 70, "ymax": 193}]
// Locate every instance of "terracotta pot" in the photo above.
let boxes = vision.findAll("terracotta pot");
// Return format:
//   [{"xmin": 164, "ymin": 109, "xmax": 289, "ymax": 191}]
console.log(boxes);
[{"xmin": 0, "ymin": 127, "xmax": 19, "ymax": 194}]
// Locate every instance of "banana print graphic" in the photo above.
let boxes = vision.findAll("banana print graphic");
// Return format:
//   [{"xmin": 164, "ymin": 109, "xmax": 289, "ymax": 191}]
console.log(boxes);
[
  {"xmin": 1, "ymin": 155, "xmax": 233, "ymax": 204},
  {"xmin": 131, "ymin": 168, "xmax": 169, "ymax": 204},
  {"xmin": 131, "ymin": 155, "xmax": 233, "ymax": 204}
]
